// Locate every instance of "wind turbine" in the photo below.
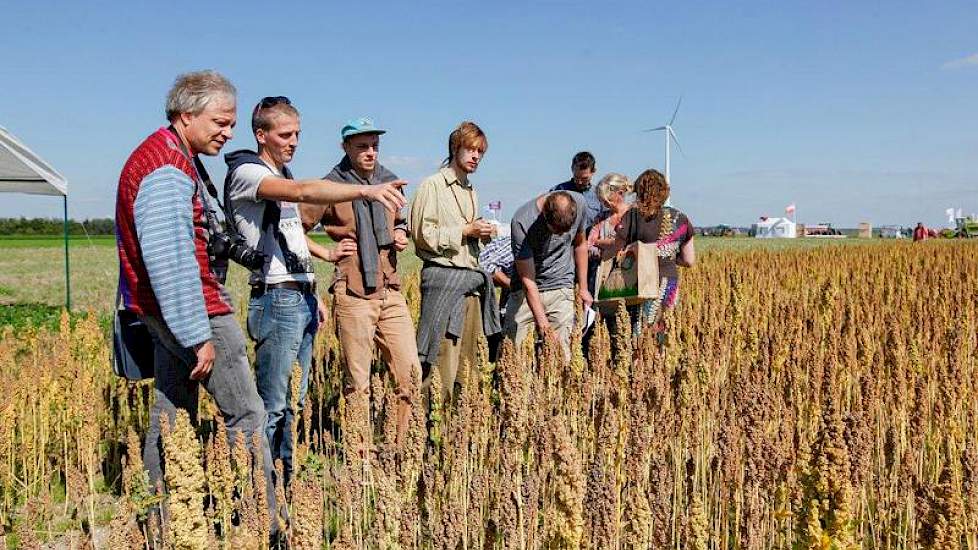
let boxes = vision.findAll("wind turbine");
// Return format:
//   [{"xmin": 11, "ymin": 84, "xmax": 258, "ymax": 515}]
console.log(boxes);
[{"xmin": 643, "ymin": 97, "xmax": 684, "ymax": 205}]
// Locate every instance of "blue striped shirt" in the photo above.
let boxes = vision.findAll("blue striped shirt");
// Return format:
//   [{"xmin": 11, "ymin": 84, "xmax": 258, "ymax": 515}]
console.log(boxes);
[
  {"xmin": 478, "ymin": 236, "xmax": 514, "ymax": 277},
  {"xmin": 134, "ymin": 166, "xmax": 211, "ymax": 348}
]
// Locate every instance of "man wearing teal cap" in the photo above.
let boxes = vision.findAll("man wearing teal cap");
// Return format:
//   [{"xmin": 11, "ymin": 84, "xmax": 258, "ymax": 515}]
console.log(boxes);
[
  {"xmin": 301, "ymin": 118, "xmax": 420, "ymax": 442},
  {"xmin": 340, "ymin": 116, "xmax": 385, "ymax": 139}
]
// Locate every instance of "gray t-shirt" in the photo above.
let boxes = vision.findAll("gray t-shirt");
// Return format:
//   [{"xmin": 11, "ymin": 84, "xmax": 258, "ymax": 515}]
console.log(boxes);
[
  {"xmin": 510, "ymin": 191, "xmax": 586, "ymax": 292},
  {"xmin": 225, "ymin": 161, "xmax": 314, "ymax": 285}
]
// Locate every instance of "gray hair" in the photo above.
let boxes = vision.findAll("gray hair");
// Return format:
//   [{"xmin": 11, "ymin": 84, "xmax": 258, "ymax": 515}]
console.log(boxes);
[
  {"xmin": 596, "ymin": 172, "xmax": 632, "ymax": 202},
  {"xmin": 165, "ymin": 70, "xmax": 236, "ymax": 121}
]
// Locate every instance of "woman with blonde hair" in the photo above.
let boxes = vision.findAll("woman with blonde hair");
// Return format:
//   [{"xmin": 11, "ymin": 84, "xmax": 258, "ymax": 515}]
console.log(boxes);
[
  {"xmin": 588, "ymin": 172, "xmax": 633, "ymax": 258},
  {"xmin": 603, "ymin": 169, "xmax": 695, "ymax": 336}
]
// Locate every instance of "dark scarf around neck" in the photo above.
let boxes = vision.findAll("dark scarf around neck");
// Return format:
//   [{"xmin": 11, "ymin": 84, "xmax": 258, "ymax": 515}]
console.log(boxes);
[{"xmin": 326, "ymin": 156, "xmax": 399, "ymax": 291}]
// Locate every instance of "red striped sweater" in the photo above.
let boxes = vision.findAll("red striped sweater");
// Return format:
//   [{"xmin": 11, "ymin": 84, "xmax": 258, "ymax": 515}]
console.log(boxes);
[{"xmin": 115, "ymin": 127, "xmax": 232, "ymax": 320}]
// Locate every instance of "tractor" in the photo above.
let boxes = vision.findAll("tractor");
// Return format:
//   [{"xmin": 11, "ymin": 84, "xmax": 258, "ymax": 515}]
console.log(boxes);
[{"xmin": 954, "ymin": 217, "xmax": 978, "ymax": 238}]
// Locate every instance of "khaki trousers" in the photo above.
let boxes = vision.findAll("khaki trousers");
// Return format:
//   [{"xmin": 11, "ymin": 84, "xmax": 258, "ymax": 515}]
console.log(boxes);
[
  {"xmin": 504, "ymin": 287, "xmax": 575, "ymax": 358},
  {"xmin": 423, "ymin": 295, "xmax": 482, "ymax": 402},
  {"xmin": 333, "ymin": 281, "xmax": 421, "ymax": 438}
]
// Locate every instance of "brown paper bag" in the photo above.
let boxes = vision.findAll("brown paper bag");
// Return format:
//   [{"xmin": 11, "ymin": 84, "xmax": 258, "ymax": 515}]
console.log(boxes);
[{"xmin": 595, "ymin": 242, "xmax": 659, "ymax": 307}]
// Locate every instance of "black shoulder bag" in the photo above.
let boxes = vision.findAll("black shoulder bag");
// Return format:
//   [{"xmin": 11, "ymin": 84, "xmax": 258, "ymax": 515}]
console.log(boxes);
[{"xmin": 112, "ymin": 286, "xmax": 156, "ymax": 380}]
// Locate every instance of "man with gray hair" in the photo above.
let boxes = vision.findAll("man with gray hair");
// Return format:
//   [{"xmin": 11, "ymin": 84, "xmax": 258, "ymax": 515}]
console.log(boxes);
[{"xmin": 115, "ymin": 70, "xmax": 280, "ymax": 538}]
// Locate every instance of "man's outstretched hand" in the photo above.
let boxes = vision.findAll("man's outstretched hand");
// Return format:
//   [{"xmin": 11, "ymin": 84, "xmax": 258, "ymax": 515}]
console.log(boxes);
[{"xmin": 362, "ymin": 180, "xmax": 408, "ymax": 212}]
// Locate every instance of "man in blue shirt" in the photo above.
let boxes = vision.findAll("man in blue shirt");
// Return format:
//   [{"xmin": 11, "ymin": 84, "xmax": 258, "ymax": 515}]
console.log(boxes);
[
  {"xmin": 550, "ymin": 151, "xmax": 606, "ymax": 234},
  {"xmin": 550, "ymin": 151, "xmax": 606, "ymax": 296}
]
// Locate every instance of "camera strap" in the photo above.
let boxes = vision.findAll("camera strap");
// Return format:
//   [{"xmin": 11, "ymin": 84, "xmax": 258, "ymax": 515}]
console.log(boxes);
[
  {"xmin": 166, "ymin": 126, "xmax": 238, "ymax": 240},
  {"xmin": 259, "ymin": 165, "xmax": 312, "ymax": 273}
]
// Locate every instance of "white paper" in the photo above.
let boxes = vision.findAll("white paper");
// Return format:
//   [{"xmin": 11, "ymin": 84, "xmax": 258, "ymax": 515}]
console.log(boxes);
[{"xmin": 583, "ymin": 306, "xmax": 597, "ymax": 335}]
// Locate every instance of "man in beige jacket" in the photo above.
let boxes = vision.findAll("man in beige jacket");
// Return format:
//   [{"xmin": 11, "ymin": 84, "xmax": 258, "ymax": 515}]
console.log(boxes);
[{"xmin": 409, "ymin": 121, "xmax": 501, "ymax": 401}]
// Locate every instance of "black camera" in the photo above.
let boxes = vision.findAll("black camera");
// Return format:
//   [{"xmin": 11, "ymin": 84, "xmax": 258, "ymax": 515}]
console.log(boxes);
[
  {"xmin": 282, "ymin": 248, "xmax": 314, "ymax": 274},
  {"xmin": 208, "ymin": 231, "xmax": 266, "ymax": 271}
]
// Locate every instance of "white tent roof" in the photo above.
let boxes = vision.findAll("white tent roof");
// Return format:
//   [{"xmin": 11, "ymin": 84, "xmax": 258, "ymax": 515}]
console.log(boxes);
[
  {"xmin": 755, "ymin": 217, "xmax": 793, "ymax": 227},
  {"xmin": 0, "ymin": 126, "xmax": 67, "ymax": 196}
]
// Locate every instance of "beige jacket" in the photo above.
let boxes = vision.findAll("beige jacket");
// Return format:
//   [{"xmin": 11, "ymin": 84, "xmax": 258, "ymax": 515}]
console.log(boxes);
[{"xmin": 409, "ymin": 166, "xmax": 483, "ymax": 269}]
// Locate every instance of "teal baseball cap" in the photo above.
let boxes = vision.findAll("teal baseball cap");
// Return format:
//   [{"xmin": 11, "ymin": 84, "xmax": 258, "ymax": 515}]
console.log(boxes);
[{"xmin": 341, "ymin": 117, "xmax": 386, "ymax": 139}]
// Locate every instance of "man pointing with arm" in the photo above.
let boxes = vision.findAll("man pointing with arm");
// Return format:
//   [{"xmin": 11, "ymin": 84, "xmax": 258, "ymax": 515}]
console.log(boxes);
[
  {"xmin": 301, "ymin": 118, "xmax": 421, "ymax": 443},
  {"xmin": 223, "ymin": 98, "xmax": 406, "ymax": 487}
]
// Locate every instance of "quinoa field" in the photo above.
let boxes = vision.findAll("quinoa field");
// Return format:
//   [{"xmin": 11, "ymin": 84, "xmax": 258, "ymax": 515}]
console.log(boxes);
[{"xmin": 0, "ymin": 238, "xmax": 976, "ymax": 549}]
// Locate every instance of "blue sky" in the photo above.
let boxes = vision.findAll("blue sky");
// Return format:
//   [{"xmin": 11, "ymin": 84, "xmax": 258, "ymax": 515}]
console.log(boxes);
[{"xmin": 1, "ymin": 0, "xmax": 976, "ymax": 227}]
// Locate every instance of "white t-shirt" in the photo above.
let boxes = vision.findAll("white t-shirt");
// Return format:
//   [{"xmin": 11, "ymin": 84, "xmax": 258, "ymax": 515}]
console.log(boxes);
[{"xmin": 225, "ymin": 161, "xmax": 314, "ymax": 285}]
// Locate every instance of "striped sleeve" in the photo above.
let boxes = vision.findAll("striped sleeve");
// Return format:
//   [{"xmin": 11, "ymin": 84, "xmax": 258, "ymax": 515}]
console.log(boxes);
[
  {"xmin": 134, "ymin": 166, "xmax": 212, "ymax": 348},
  {"xmin": 479, "ymin": 237, "xmax": 513, "ymax": 275}
]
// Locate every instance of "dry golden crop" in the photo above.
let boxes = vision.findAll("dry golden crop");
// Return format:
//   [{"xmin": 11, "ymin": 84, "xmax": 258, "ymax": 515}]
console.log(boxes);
[{"xmin": 1, "ymin": 240, "xmax": 976, "ymax": 549}]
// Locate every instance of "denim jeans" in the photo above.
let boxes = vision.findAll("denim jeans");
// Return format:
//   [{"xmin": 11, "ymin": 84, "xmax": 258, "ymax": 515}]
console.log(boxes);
[
  {"xmin": 140, "ymin": 313, "xmax": 278, "ymax": 533},
  {"xmin": 247, "ymin": 288, "xmax": 318, "ymax": 484}
]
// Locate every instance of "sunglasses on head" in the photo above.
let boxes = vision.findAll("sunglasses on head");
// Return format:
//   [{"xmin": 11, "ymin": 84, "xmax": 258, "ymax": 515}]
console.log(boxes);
[
  {"xmin": 259, "ymin": 96, "xmax": 291, "ymax": 108},
  {"xmin": 253, "ymin": 96, "xmax": 292, "ymax": 120}
]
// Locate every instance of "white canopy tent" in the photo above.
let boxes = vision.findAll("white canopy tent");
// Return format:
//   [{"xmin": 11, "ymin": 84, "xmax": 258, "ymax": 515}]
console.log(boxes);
[
  {"xmin": 752, "ymin": 217, "xmax": 797, "ymax": 239},
  {"xmin": 0, "ymin": 126, "xmax": 71, "ymax": 309}
]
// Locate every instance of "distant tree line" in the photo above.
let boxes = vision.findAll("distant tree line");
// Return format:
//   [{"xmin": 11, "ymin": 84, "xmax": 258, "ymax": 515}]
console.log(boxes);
[{"xmin": 0, "ymin": 217, "xmax": 115, "ymax": 235}]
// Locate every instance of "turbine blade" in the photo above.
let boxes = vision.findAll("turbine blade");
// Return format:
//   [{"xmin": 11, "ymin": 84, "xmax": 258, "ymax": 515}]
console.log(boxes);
[
  {"xmin": 643, "ymin": 126, "xmax": 668, "ymax": 132},
  {"xmin": 669, "ymin": 127, "xmax": 685, "ymax": 157},
  {"xmin": 669, "ymin": 96, "xmax": 683, "ymax": 126}
]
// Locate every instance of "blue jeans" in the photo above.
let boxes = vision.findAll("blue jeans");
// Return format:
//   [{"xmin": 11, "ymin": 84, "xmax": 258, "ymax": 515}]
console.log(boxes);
[{"xmin": 247, "ymin": 288, "xmax": 318, "ymax": 484}]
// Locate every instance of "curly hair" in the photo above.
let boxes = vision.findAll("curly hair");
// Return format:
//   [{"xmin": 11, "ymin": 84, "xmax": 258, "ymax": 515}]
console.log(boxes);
[{"xmin": 634, "ymin": 169, "xmax": 670, "ymax": 218}]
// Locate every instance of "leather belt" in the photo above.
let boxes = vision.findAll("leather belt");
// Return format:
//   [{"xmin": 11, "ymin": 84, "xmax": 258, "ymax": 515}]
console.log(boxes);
[{"xmin": 250, "ymin": 281, "xmax": 316, "ymax": 298}]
